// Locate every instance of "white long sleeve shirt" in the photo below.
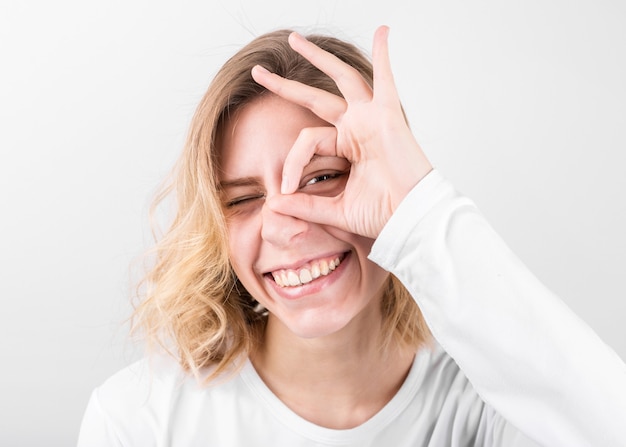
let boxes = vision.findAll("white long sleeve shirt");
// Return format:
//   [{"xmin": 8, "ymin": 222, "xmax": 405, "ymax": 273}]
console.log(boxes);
[{"xmin": 78, "ymin": 170, "xmax": 626, "ymax": 446}]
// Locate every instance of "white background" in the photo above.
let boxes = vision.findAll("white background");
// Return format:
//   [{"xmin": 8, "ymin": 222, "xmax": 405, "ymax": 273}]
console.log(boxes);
[{"xmin": 1, "ymin": 0, "xmax": 624, "ymax": 444}]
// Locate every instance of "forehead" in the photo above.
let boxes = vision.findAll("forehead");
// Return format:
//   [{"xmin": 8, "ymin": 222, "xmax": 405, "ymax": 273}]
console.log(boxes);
[{"xmin": 218, "ymin": 94, "xmax": 328, "ymax": 180}]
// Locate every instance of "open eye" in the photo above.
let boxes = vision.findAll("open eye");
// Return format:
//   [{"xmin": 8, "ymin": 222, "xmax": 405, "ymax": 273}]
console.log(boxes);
[
  {"xmin": 295, "ymin": 156, "xmax": 351, "ymax": 195},
  {"xmin": 299, "ymin": 169, "xmax": 349, "ymax": 196},
  {"xmin": 305, "ymin": 173, "xmax": 342, "ymax": 186}
]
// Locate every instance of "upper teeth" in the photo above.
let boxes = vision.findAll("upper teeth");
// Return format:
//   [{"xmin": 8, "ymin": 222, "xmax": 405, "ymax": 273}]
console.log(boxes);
[{"xmin": 272, "ymin": 256, "xmax": 342, "ymax": 287}]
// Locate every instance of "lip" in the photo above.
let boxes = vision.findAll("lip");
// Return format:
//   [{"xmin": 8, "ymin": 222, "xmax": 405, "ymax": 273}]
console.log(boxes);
[{"xmin": 265, "ymin": 251, "xmax": 351, "ymax": 300}]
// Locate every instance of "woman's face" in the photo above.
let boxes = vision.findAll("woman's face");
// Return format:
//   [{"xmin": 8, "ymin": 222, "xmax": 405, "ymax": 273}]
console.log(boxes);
[{"xmin": 218, "ymin": 94, "xmax": 389, "ymax": 340}]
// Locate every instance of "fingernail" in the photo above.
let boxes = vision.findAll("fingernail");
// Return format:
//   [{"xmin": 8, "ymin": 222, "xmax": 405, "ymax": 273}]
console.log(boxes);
[
  {"xmin": 281, "ymin": 175, "xmax": 291, "ymax": 194},
  {"xmin": 253, "ymin": 65, "xmax": 270, "ymax": 75},
  {"xmin": 288, "ymin": 32, "xmax": 304, "ymax": 46},
  {"xmin": 378, "ymin": 25, "xmax": 390, "ymax": 39}
]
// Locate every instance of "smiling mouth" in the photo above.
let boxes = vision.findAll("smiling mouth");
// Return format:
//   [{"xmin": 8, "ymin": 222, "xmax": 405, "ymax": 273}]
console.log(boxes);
[{"xmin": 268, "ymin": 253, "xmax": 347, "ymax": 287}]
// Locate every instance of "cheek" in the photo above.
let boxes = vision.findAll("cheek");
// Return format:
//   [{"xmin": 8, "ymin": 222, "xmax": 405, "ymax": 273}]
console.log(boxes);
[
  {"xmin": 227, "ymin": 219, "xmax": 260, "ymax": 283},
  {"xmin": 326, "ymin": 228, "xmax": 375, "ymax": 262},
  {"xmin": 342, "ymin": 232, "xmax": 388, "ymax": 289}
]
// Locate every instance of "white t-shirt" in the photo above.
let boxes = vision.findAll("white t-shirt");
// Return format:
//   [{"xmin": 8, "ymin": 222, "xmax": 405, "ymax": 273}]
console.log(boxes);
[{"xmin": 78, "ymin": 171, "xmax": 626, "ymax": 446}]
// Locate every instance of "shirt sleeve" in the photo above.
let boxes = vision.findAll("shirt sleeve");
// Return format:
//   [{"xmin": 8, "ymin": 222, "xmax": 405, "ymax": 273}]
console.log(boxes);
[
  {"xmin": 77, "ymin": 390, "xmax": 124, "ymax": 447},
  {"xmin": 369, "ymin": 169, "xmax": 626, "ymax": 447}
]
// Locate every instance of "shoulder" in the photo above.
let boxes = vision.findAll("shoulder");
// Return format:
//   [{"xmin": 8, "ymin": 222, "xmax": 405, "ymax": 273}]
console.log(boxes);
[
  {"xmin": 79, "ymin": 356, "xmax": 188, "ymax": 445},
  {"xmin": 406, "ymin": 342, "xmax": 485, "ymax": 420},
  {"xmin": 413, "ymin": 343, "xmax": 488, "ymax": 434},
  {"xmin": 416, "ymin": 344, "xmax": 540, "ymax": 446},
  {"xmin": 95, "ymin": 354, "xmax": 247, "ymax": 414},
  {"xmin": 90, "ymin": 356, "xmax": 187, "ymax": 436},
  {"xmin": 85, "ymin": 355, "xmax": 247, "ymax": 444}
]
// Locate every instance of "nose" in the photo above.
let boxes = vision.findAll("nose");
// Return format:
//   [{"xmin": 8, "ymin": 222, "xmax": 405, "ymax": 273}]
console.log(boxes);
[{"xmin": 261, "ymin": 199, "xmax": 309, "ymax": 247}]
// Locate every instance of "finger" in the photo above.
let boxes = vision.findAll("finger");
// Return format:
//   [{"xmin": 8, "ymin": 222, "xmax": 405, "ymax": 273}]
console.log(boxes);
[
  {"xmin": 371, "ymin": 25, "xmax": 400, "ymax": 106},
  {"xmin": 267, "ymin": 192, "xmax": 349, "ymax": 232},
  {"xmin": 251, "ymin": 65, "xmax": 346, "ymax": 124},
  {"xmin": 281, "ymin": 126, "xmax": 338, "ymax": 194},
  {"xmin": 288, "ymin": 32, "xmax": 372, "ymax": 103}
]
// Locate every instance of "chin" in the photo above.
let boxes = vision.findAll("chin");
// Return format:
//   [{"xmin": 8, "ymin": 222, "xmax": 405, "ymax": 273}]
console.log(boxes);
[
  {"xmin": 283, "ymin": 315, "xmax": 351, "ymax": 340},
  {"xmin": 267, "ymin": 297, "xmax": 379, "ymax": 341}
]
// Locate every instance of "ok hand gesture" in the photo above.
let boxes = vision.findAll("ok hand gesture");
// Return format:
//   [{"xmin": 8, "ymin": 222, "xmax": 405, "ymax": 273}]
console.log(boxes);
[{"xmin": 251, "ymin": 26, "xmax": 432, "ymax": 239}]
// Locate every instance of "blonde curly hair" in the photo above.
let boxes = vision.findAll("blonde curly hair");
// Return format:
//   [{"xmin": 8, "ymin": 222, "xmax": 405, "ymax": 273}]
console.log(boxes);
[{"xmin": 132, "ymin": 29, "xmax": 429, "ymax": 381}]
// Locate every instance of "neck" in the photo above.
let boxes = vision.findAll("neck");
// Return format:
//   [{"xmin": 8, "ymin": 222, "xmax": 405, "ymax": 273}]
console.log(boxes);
[{"xmin": 251, "ymin": 312, "xmax": 415, "ymax": 429}]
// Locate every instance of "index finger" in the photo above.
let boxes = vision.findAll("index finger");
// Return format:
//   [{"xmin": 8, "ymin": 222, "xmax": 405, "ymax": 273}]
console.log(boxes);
[
  {"xmin": 251, "ymin": 65, "xmax": 346, "ymax": 125},
  {"xmin": 281, "ymin": 126, "xmax": 339, "ymax": 194},
  {"xmin": 288, "ymin": 32, "xmax": 373, "ymax": 103}
]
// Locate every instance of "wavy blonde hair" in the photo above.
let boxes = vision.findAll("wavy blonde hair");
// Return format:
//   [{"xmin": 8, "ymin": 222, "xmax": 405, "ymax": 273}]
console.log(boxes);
[{"xmin": 132, "ymin": 29, "xmax": 430, "ymax": 381}]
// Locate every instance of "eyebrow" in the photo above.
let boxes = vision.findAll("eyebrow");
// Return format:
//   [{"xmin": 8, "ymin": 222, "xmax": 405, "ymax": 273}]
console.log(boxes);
[
  {"xmin": 218, "ymin": 176, "xmax": 263, "ymax": 191},
  {"xmin": 308, "ymin": 154, "xmax": 322, "ymax": 164}
]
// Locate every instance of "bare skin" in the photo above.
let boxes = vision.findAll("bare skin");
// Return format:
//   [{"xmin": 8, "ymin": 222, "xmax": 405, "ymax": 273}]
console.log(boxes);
[
  {"xmin": 252, "ymin": 26, "xmax": 433, "ymax": 239},
  {"xmin": 225, "ymin": 26, "xmax": 433, "ymax": 428},
  {"xmin": 253, "ymin": 299, "xmax": 415, "ymax": 429},
  {"xmin": 220, "ymin": 94, "xmax": 416, "ymax": 429}
]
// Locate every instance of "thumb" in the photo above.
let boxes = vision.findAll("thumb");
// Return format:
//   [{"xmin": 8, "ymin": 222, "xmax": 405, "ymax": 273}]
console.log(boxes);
[{"xmin": 267, "ymin": 192, "xmax": 348, "ymax": 231}]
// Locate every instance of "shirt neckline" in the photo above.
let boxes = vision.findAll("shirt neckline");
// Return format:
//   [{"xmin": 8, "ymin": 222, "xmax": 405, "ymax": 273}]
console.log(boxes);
[{"xmin": 239, "ymin": 346, "xmax": 434, "ymax": 444}]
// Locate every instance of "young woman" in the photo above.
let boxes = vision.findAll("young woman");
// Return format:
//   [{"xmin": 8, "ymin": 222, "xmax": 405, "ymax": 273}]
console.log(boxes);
[{"xmin": 78, "ymin": 26, "xmax": 626, "ymax": 446}]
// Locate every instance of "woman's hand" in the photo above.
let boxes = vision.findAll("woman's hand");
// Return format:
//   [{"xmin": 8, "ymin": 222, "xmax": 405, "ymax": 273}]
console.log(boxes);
[{"xmin": 251, "ymin": 26, "xmax": 432, "ymax": 239}]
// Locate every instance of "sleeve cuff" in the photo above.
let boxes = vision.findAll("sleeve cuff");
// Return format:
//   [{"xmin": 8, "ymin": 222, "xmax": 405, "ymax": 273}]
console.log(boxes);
[{"xmin": 369, "ymin": 169, "xmax": 454, "ymax": 268}]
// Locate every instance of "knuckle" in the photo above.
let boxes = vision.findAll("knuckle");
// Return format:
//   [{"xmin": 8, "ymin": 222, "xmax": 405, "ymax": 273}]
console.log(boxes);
[
  {"xmin": 299, "ymin": 127, "xmax": 316, "ymax": 140},
  {"xmin": 299, "ymin": 93, "xmax": 317, "ymax": 110}
]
